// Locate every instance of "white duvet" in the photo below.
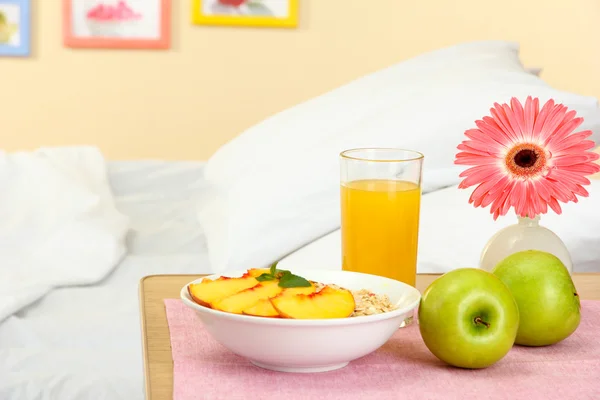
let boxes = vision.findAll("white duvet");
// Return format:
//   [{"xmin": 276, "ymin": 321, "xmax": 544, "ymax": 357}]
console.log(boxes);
[
  {"xmin": 0, "ymin": 147, "xmax": 129, "ymax": 323},
  {"xmin": 0, "ymin": 156, "xmax": 210, "ymax": 400}
]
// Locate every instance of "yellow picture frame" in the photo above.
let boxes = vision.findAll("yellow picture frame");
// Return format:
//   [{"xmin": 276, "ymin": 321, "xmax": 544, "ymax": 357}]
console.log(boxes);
[{"xmin": 191, "ymin": 0, "xmax": 298, "ymax": 28}]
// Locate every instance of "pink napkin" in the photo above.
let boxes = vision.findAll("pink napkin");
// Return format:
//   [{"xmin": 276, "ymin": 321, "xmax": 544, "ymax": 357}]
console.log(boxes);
[{"xmin": 165, "ymin": 299, "xmax": 600, "ymax": 400}]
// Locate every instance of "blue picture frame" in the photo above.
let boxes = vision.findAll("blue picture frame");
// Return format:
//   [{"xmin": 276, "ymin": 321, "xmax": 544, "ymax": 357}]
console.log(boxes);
[{"xmin": 0, "ymin": 0, "xmax": 30, "ymax": 57}]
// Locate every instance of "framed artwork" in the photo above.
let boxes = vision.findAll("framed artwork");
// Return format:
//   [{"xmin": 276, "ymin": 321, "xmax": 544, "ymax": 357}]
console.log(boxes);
[
  {"xmin": 0, "ymin": 0, "xmax": 30, "ymax": 57},
  {"xmin": 191, "ymin": 0, "xmax": 298, "ymax": 28},
  {"xmin": 63, "ymin": 0, "xmax": 170, "ymax": 49}
]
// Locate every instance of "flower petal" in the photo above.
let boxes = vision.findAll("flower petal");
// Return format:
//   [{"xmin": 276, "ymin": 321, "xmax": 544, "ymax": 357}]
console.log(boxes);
[
  {"xmin": 468, "ymin": 174, "xmax": 507, "ymax": 206},
  {"xmin": 532, "ymin": 99, "xmax": 555, "ymax": 137},
  {"xmin": 491, "ymin": 104, "xmax": 520, "ymax": 143},
  {"xmin": 457, "ymin": 141, "xmax": 502, "ymax": 157},
  {"xmin": 549, "ymin": 130, "xmax": 593, "ymax": 152},
  {"xmin": 506, "ymin": 98, "xmax": 526, "ymax": 141},
  {"xmin": 464, "ymin": 128, "xmax": 507, "ymax": 149},
  {"xmin": 544, "ymin": 115, "xmax": 583, "ymax": 147},
  {"xmin": 546, "ymin": 176, "xmax": 577, "ymax": 203},
  {"xmin": 586, "ymin": 152, "xmax": 600, "ymax": 163},
  {"xmin": 480, "ymin": 175, "xmax": 511, "ymax": 208},
  {"xmin": 510, "ymin": 180, "xmax": 526, "ymax": 216},
  {"xmin": 490, "ymin": 180, "xmax": 515, "ymax": 218},
  {"xmin": 539, "ymin": 105, "xmax": 569, "ymax": 143},
  {"xmin": 458, "ymin": 165, "xmax": 503, "ymax": 187},
  {"xmin": 552, "ymin": 154, "xmax": 594, "ymax": 167},
  {"xmin": 523, "ymin": 96, "xmax": 538, "ymax": 140},
  {"xmin": 500, "ymin": 183, "xmax": 515, "ymax": 216},
  {"xmin": 553, "ymin": 140, "xmax": 597, "ymax": 157},
  {"xmin": 487, "ymin": 174, "xmax": 513, "ymax": 197},
  {"xmin": 477, "ymin": 118, "xmax": 512, "ymax": 145},
  {"xmin": 533, "ymin": 178, "xmax": 553, "ymax": 202},
  {"xmin": 548, "ymin": 196, "xmax": 562, "ymax": 214},
  {"xmin": 455, "ymin": 155, "xmax": 500, "ymax": 166},
  {"xmin": 561, "ymin": 164, "xmax": 599, "ymax": 176},
  {"xmin": 549, "ymin": 168, "xmax": 592, "ymax": 186}
]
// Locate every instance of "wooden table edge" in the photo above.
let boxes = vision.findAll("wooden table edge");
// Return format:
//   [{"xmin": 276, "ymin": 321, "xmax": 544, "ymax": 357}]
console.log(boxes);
[
  {"xmin": 139, "ymin": 272, "xmax": 600, "ymax": 400},
  {"xmin": 139, "ymin": 276, "xmax": 153, "ymax": 399}
]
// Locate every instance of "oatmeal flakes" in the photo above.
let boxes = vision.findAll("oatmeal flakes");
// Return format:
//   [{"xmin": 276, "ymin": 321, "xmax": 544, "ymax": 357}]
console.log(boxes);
[{"xmin": 311, "ymin": 281, "xmax": 397, "ymax": 317}]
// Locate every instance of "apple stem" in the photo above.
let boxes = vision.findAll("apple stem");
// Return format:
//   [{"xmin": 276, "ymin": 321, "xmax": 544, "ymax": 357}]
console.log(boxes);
[{"xmin": 474, "ymin": 317, "xmax": 490, "ymax": 328}]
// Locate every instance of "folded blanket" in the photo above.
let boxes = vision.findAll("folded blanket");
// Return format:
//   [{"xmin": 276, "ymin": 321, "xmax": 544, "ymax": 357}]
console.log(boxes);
[{"xmin": 0, "ymin": 146, "xmax": 129, "ymax": 322}]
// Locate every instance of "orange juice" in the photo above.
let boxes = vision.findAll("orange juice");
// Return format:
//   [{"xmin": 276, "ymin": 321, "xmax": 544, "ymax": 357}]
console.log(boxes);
[{"xmin": 340, "ymin": 179, "xmax": 421, "ymax": 286}]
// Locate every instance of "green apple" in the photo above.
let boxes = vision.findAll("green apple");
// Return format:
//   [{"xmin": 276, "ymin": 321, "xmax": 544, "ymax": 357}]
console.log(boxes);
[
  {"xmin": 492, "ymin": 250, "xmax": 580, "ymax": 347},
  {"xmin": 418, "ymin": 268, "xmax": 519, "ymax": 369}
]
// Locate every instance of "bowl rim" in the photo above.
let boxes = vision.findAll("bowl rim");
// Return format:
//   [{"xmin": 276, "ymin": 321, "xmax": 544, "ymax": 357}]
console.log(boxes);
[{"xmin": 179, "ymin": 269, "xmax": 421, "ymax": 326}]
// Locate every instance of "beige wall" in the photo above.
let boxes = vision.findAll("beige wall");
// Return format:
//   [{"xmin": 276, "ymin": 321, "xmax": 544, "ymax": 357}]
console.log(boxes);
[{"xmin": 2, "ymin": 0, "xmax": 600, "ymax": 160}]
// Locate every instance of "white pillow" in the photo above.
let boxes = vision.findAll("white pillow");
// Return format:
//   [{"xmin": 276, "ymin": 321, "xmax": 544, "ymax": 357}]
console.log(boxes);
[
  {"xmin": 199, "ymin": 40, "xmax": 600, "ymax": 273},
  {"xmin": 278, "ymin": 180, "xmax": 600, "ymax": 274}
]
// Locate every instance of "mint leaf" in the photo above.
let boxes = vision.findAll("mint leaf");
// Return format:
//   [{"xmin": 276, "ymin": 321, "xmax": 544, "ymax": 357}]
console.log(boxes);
[
  {"xmin": 278, "ymin": 273, "xmax": 312, "ymax": 288},
  {"xmin": 276, "ymin": 270, "xmax": 291, "ymax": 278},
  {"xmin": 269, "ymin": 261, "xmax": 278, "ymax": 276},
  {"xmin": 264, "ymin": 261, "xmax": 311, "ymax": 288},
  {"xmin": 256, "ymin": 273, "xmax": 275, "ymax": 282},
  {"xmin": 269, "ymin": 261, "xmax": 291, "ymax": 277}
]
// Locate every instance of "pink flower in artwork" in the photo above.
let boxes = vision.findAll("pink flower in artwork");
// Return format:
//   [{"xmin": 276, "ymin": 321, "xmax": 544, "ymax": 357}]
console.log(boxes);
[
  {"xmin": 86, "ymin": 1, "xmax": 142, "ymax": 21},
  {"xmin": 455, "ymin": 96, "xmax": 600, "ymax": 220},
  {"xmin": 218, "ymin": 0, "xmax": 248, "ymax": 7}
]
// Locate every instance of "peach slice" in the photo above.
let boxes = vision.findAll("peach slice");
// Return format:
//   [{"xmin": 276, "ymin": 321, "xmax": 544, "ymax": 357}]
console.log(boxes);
[
  {"xmin": 200, "ymin": 271, "xmax": 253, "ymax": 284},
  {"xmin": 188, "ymin": 276, "xmax": 258, "ymax": 307},
  {"xmin": 281, "ymin": 284, "xmax": 317, "ymax": 297},
  {"xmin": 242, "ymin": 284, "xmax": 317, "ymax": 317},
  {"xmin": 242, "ymin": 299, "xmax": 281, "ymax": 318},
  {"xmin": 270, "ymin": 286, "xmax": 356, "ymax": 319},
  {"xmin": 211, "ymin": 280, "xmax": 283, "ymax": 314},
  {"xmin": 200, "ymin": 276, "xmax": 228, "ymax": 283},
  {"xmin": 247, "ymin": 268, "xmax": 271, "ymax": 278}
]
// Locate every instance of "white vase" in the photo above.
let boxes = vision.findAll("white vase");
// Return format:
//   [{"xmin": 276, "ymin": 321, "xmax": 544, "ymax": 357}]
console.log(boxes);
[{"xmin": 479, "ymin": 215, "xmax": 573, "ymax": 274}]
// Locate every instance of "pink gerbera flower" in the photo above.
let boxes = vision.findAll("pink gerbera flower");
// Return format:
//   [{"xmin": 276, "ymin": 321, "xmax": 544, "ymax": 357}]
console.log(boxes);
[{"xmin": 455, "ymin": 96, "xmax": 600, "ymax": 220}]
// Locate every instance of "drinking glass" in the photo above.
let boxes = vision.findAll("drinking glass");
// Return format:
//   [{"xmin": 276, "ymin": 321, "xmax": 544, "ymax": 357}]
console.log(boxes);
[{"xmin": 340, "ymin": 148, "xmax": 424, "ymax": 288}]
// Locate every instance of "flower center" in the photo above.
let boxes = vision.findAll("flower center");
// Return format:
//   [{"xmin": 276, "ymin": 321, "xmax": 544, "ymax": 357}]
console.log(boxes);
[
  {"xmin": 505, "ymin": 143, "xmax": 547, "ymax": 178},
  {"xmin": 514, "ymin": 149, "xmax": 537, "ymax": 168}
]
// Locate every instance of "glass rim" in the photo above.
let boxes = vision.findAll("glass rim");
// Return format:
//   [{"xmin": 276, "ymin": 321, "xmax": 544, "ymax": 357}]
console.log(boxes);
[{"xmin": 339, "ymin": 148, "xmax": 424, "ymax": 163}]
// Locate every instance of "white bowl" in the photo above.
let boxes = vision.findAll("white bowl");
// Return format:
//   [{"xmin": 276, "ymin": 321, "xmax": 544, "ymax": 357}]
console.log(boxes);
[{"xmin": 180, "ymin": 269, "xmax": 421, "ymax": 373}]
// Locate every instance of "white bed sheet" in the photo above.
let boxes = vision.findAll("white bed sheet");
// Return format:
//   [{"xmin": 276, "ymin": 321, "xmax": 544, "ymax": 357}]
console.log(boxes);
[{"xmin": 0, "ymin": 160, "xmax": 212, "ymax": 400}]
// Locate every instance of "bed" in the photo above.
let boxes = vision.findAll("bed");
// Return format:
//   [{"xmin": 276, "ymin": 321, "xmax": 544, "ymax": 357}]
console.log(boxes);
[
  {"xmin": 0, "ymin": 160, "xmax": 212, "ymax": 400},
  {"xmin": 2, "ymin": 41, "xmax": 600, "ymax": 400}
]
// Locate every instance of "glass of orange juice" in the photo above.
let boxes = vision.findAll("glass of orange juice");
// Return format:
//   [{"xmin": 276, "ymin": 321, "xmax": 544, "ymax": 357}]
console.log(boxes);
[{"xmin": 340, "ymin": 148, "xmax": 423, "ymax": 289}]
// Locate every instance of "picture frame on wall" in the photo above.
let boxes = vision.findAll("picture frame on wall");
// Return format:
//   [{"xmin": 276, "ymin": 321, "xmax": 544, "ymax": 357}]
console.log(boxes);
[
  {"xmin": 0, "ymin": 0, "xmax": 31, "ymax": 57},
  {"xmin": 191, "ymin": 0, "xmax": 298, "ymax": 28},
  {"xmin": 63, "ymin": 0, "xmax": 170, "ymax": 49}
]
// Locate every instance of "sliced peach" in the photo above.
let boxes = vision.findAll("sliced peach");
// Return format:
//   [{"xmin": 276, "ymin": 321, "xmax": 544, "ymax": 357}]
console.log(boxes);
[
  {"xmin": 242, "ymin": 299, "xmax": 281, "ymax": 318},
  {"xmin": 188, "ymin": 276, "xmax": 258, "ymax": 307},
  {"xmin": 270, "ymin": 286, "xmax": 355, "ymax": 319},
  {"xmin": 246, "ymin": 268, "xmax": 271, "ymax": 278},
  {"xmin": 281, "ymin": 284, "xmax": 317, "ymax": 296},
  {"xmin": 211, "ymin": 281, "xmax": 283, "ymax": 314},
  {"xmin": 242, "ymin": 284, "xmax": 316, "ymax": 317},
  {"xmin": 200, "ymin": 276, "xmax": 228, "ymax": 283}
]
